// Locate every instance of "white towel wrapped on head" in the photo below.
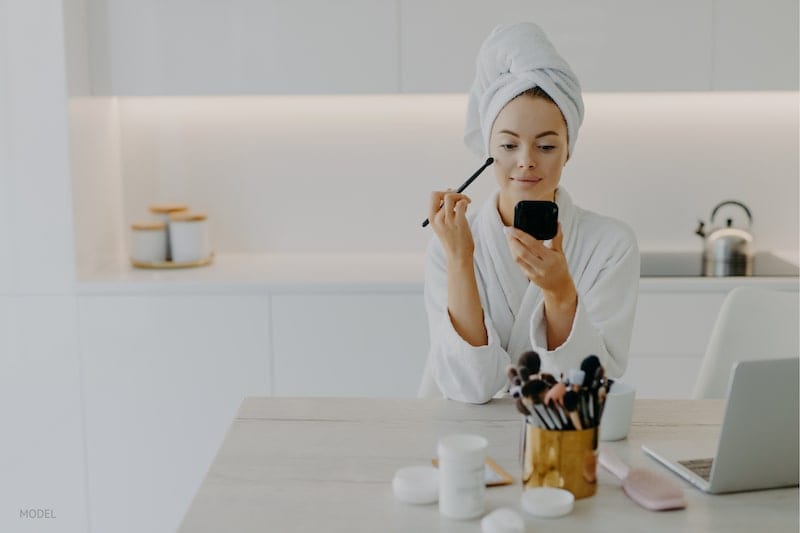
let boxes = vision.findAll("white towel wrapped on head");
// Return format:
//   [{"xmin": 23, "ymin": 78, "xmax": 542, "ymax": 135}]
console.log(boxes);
[{"xmin": 464, "ymin": 23, "xmax": 584, "ymax": 158}]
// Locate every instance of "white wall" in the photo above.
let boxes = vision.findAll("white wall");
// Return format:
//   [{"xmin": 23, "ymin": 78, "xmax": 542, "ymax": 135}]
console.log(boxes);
[
  {"xmin": 0, "ymin": 1, "xmax": 87, "ymax": 532},
  {"xmin": 109, "ymin": 92, "xmax": 799, "ymax": 258}
]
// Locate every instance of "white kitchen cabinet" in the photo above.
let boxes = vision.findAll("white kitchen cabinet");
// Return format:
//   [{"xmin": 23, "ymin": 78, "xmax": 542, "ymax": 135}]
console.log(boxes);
[
  {"xmin": 77, "ymin": 294, "xmax": 270, "ymax": 533},
  {"xmin": 400, "ymin": 0, "xmax": 713, "ymax": 92},
  {"xmin": 271, "ymin": 292, "xmax": 430, "ymax": 397},
  {"xmin": 0, "ymin": 0, "xmax": 77, "ymax": 294},
  {"xmin": 713, "ymin": 0, "xmax": 799, "ymax": 90},
  {"xmin": 0, "ymin": 295, "xmax": 87, "ymax": 533},
  {"xmin": 623, "ymin": 291, "xmax": 726, "ymax": 398},
  {"xmin": 88, "ymin": 0, "xmax": 399, "ymax": 95}
]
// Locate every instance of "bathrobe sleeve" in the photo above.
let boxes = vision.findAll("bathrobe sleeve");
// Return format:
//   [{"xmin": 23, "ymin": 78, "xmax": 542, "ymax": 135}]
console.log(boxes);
[
  {"xmin": 423, "ymin": 237, "xmax": 512, "ymax": 404},
  {"xmin": 529, "ymin": 220, "xmax": 640, "ymax": 378}
]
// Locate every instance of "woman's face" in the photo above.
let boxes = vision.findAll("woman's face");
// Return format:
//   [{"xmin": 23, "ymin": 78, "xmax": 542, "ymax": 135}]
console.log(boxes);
[{"xmin": 489, "ymin": 94, "xmax": 569, "ymax": 225}]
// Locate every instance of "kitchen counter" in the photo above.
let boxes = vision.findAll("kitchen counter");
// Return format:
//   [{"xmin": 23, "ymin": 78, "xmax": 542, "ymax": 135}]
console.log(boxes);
[{"xmin": 77, "ymin": 251, "xmax": 799, "ymax": 294}]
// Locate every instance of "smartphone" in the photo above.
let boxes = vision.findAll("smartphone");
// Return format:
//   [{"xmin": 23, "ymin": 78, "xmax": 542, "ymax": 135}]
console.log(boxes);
[{"xmin": 513, "ymin": 201, "xmax": 559, "ymax": 240}]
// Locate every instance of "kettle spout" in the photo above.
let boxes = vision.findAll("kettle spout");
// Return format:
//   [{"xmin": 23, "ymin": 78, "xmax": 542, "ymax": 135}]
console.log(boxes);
[{"xmin": 695, "ymin": 220, "xmax": 706, "ymax": 238}]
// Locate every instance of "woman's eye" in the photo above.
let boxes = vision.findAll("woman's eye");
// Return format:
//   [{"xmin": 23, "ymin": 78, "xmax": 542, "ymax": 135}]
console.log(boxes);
[
  {"xmin": 500, "ymin": 144, "xmax": 517, "ymax": 150},
  {"xmin": 538, "ymin": 145, "xmax": 555, "ymax": 152}
]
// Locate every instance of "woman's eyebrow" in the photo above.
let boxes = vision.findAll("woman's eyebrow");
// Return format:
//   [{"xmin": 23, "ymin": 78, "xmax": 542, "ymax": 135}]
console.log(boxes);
[{"xmin": 497, "ymin": 129, "xmax": 559, "ymax": 138}]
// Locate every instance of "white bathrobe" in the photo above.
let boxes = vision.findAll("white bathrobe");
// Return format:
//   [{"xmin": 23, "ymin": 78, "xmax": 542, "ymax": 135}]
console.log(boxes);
[{"xmin": 419, "ymin": 187, "xmax": 640, "ymax": 404}]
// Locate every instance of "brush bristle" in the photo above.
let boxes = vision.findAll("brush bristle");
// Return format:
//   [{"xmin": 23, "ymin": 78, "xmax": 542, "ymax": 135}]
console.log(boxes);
[{"xmin": 518, "ymin": 350, "xmax": 541, "ymax": 374}]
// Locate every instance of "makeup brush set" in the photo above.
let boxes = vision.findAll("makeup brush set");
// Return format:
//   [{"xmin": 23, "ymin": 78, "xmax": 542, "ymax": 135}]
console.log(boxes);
[{"xmin": 508, "ymin": 351, "xmax": 612, "ymax": 432}]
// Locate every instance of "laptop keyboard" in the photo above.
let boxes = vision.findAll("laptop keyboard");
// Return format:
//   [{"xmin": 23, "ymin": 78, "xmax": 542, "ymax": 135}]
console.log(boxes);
[{"xmin": 678, "ymin": 458, "xmax": 714, "ymax": 481}]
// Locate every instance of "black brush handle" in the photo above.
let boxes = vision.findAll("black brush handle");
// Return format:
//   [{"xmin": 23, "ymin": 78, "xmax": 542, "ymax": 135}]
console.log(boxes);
[{"xmin": 421, "ymin": 157, "xmax": 494, "ymax": 227}]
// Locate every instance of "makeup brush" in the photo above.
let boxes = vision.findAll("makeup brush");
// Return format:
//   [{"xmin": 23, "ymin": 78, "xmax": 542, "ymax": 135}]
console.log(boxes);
[
  {"xmin": 421, "ymin": 157, "xmax": 494, "ymax": 227},
  {"xmin": 580, "ymin": 355, "xmax": 601, "ymax": 387},
  {"xmin": 507, "ymin": 366, "xmax": 523, "ymax": 398},
  {"xmin": 522, "ymin": 380, "xmax": 556, "ymax": 430},
  {"xmin": 523, "ymin": 380, "xmax": 559, "ymax": 429},
  {"xmin": 515, "ymin": 397, "xmax": 531, "ymax": 417},
  {"xmin": 517, "ymin": 350, "xmax": 541, "ymax": 375},
  {"xmin": 563, "ymin": 390, "xmax": 583, "ymax": 431},
  {"xmin": 544, "ymin": 381, "xmax": 567, "ymax": 407}
]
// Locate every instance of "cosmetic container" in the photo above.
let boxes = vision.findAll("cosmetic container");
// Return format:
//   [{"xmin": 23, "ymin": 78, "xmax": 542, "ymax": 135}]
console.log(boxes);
[
  {"xmin": 437, "ymin": 434, "xmax": 488, "ymax": 519},
  {"xmin": 149, "ymin": 203, "xmax": 188, "ymax": 260},
  {"xmin": 523, "ymin": 425, "xmax": 597, "ymax": 499},
  {"xmin": 392, "ymin": 466, "xmax": 438, "ymax": 504},
  {"xmin": 130, "ymin": 221, "xmax": 168, "ymax": 263},
  {"xmin": 169, "ymin": 212, "xmax": 210, "ymax": 263}
]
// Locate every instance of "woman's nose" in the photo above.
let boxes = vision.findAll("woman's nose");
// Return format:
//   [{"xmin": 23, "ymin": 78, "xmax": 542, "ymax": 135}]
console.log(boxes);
[{"xmin": 518, "ymin": 148, "xmax": 538, "ymax": 168}]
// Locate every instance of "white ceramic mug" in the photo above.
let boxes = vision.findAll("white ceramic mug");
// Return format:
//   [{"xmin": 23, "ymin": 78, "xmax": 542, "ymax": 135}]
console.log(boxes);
[{"xmin": 599, "ymin": 381, "xmax": 636, "ymax": 441}]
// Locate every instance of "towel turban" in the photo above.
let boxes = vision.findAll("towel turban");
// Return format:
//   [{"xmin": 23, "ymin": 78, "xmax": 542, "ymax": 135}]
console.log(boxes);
[{"xmin": 464, "ymin": 23, "xmax": 584, "ymax": 159}]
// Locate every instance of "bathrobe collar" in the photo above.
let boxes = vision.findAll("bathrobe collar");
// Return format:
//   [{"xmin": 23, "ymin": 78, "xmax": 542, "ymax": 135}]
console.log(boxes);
[{"xmin": 473, "ymin": 186, "xmax": 578, "ymax": 353}]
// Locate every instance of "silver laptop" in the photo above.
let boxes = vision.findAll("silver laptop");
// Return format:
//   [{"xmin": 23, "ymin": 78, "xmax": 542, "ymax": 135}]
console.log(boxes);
[{"xmin": 642, "ymin": 357, "xmax": 799, "ymax": 494}]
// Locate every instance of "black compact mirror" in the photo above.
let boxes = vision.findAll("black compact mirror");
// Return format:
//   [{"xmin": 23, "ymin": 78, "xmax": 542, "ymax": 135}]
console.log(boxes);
[{"xmin": 513, "ymin": 201, "xmax": 558, "ymax": 240}]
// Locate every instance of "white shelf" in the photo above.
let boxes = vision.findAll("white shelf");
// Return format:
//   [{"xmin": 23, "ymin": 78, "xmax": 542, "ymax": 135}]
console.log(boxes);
[
  {"xmin": 76, "ymin": 253, "xmax": 428, "ymax": 294},
  {"xmin": 76, "ymin": 251, "xmax": 799, "ymax": 295}
]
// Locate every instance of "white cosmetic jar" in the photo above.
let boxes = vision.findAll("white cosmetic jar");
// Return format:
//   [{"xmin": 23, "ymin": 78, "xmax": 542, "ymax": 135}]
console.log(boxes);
[
  {"xmin": 169, "ymin": 212, "xmax": 210, "ymax": 263},
  {"xmin": 149, "ymin": 203, "xmax": 188, "ymax": 260},
  {"xmin": 130, "ymin": 221, "xmax": 168, "ymax": 263},
  {"xmin": 437, "ymin": 434, "xmax": 488, "ymax": 520}
]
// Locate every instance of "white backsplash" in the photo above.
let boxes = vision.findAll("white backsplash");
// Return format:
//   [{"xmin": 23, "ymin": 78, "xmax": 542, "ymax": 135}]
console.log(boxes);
[{"xmin": 72, "ymin": 92, "xmax": 799, "ymax": 262}]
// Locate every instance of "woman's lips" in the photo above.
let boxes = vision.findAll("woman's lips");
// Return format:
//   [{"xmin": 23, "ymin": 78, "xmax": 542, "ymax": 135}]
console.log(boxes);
[{"xmin": 511, "ymin": 177, "xmax": 542, "ymax": 183}]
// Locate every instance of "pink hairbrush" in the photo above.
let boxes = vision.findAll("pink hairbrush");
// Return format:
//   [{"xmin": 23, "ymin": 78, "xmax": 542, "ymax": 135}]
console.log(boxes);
[{"xmin": 599, "ymin": 449, "xmax": 687, "ymax": 511}]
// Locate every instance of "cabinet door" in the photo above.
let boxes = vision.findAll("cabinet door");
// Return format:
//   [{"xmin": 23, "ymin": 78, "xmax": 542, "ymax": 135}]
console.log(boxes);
[
  {"xmin": 400, "ymin": 0, "xmax": 712, "ymax": 92},
  {"xmin": 623, "ymin": 292, "xmax": 725, "ymax": 398},
  {"xmin": 271, "ymin": 292, "xmax": 430, "ymax": 397},
  {"xmin": 78, "ymin": 294, "xmax": 270, "ymax": 533},
  {"xmin": 712, "ymin": 0, "xmax": 799, "ymax": 90},
  {"xmin": 0, "ymin": 295, "xmax": 88, "ymax": 533},
  {"xmin": 90, "ymin": 0, "xmax": 399, "ymax": 95}
]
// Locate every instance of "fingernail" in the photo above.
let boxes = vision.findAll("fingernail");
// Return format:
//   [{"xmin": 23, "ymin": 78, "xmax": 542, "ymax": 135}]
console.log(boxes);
[{"xmin": 544, "ymin": 239, "xmax": 553, "ymax": 249}]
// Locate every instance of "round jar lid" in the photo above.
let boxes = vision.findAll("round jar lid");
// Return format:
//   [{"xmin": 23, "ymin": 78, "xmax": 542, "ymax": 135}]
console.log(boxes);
[
  {"xmin": 520, "ymin": 487, "xmax": 574, "ymax": 518},
  {"xmin": 392, "ymin": 466, "xmax": 438, "ymax": 505},
  {"xmin": 170, "ymin": 211, "xmax": 207, "ymax": 222},
  {"xmin": 480, "ymin": 508, "xmax": 525, "ymax": 533},
  {"xmin": 437, "ymin": 434, "xmax": 488, "ymax": 464},
  {"xmin": 149, "ymin": 203, "xmax": 189, "ymax": 214},
  {"xmin": 131, "ymin": 220, "xmax": 166, "ymax": 231}
]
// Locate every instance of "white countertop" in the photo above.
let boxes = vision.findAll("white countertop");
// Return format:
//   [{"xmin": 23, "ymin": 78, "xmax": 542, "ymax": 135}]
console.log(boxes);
[
  {"xmin": 178, "ymin": 398, "xmax": 798, "ymax": 533},
  {"xmin": 76, "ymin": 251, "xmax": 799, "ymax": 294}
]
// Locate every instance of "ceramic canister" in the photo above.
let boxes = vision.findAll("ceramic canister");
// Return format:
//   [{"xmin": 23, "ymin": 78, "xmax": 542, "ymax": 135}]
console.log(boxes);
[
  {"xmin": 169, "ymin": 211, "xmax": 210, "ymax": 263},
  {"xmin": 130, "ymin": 221, "xmax": 168, "ymax": 263},
  {"xmin": 149, "ymin": 203, "xmax": 189, "ymax": 260}
]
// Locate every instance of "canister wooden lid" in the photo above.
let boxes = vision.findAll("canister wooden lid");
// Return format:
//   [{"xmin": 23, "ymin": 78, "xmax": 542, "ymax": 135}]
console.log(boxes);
[
  {"xmin": 170, "ymin": 211, "xmax": 207, "ymax": 222},
  {"xmin": 149, "ymin": 203, "xmax": 189, "ymax": 214},
  {"xmin": 131, "ymin": 220, "xmax": 166, "ymax": 231}
]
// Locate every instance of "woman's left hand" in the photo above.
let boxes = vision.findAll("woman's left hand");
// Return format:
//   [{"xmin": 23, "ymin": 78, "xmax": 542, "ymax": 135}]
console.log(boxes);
[{"xmin": 505, "ymin": 223, "xmax": 574, "ymax": 297}]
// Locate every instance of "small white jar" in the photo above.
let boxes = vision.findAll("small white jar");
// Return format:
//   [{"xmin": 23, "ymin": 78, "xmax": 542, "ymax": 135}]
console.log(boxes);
[
  {"xmin": 149, "ymin": 203, "xmax": 189, "ymax": 260},
  {"xmin": 130, "ymin": 221, "xmax": 168, "ymax": 263},
  {"xmin": 169, "ymin": 211, "xmax": 210, "ymax": 263},
  {"xmin": 437, "ymin": 434, "xmax": 488, "ymax": 520}
]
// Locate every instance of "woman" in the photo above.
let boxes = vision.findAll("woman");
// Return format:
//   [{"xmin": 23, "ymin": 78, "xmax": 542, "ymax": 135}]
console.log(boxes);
[{"xmin": 419, "ymin": 23, "xmax": 639, "ymax": 403}]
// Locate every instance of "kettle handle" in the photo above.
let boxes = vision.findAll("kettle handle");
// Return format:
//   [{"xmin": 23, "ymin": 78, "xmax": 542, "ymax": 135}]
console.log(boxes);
[{"xmin": 710, "ymin": 200, "xmax": 752, "ymax": 228}]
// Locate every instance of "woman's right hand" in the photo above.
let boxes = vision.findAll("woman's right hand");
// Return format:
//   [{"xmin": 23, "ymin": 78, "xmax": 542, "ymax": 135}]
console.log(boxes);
[{"xmin": 428, "ymin": 190, "xmax": 474, "ymax": 263}]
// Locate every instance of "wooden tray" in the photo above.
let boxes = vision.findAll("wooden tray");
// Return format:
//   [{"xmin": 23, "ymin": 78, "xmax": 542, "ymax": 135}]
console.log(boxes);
[{"xmin": 131, "ymin": 253, "xmax": 213, "ymax": 269}]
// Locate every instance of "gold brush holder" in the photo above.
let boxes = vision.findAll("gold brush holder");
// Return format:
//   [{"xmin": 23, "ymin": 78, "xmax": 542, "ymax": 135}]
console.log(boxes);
[{"xmin": 523, "ymin": 425, "xmax": 598, "ymax": 499}]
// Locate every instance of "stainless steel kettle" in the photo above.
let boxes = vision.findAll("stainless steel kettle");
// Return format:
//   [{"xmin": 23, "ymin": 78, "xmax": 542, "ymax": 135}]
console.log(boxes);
[{"xmin": 695, "ymin": 200, "xmax": 754, "ymax": 276}]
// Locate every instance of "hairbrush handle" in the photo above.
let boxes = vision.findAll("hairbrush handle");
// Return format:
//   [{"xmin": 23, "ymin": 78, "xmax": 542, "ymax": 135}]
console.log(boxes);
[{"xmin": 598, "ymin": 448, "xmax": 630, "ymax": 480}]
